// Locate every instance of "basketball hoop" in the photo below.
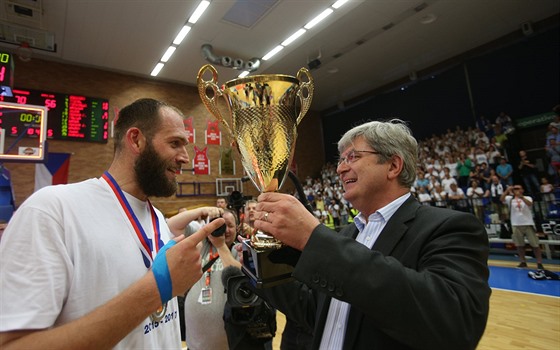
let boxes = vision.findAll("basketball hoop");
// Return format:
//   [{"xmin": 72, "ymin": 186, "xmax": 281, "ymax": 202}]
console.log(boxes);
[{"xmin": 16, "ymin": 42, "xmax": 32, "ymax": 62}]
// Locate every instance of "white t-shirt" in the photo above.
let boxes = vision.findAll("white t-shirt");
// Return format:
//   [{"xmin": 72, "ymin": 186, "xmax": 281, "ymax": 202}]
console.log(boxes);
[
  {"xmin": 505, "ymin": 195, "xmax": 535, "ymax": 226},
  {"xmin": 0, "ymin": 178, "xmax": 181, "ymax": 349}
]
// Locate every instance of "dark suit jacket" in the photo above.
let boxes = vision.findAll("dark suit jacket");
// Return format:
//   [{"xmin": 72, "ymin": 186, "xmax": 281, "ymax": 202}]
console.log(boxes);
[{"xmin": 257, "ymin": 196, "xmax": 490, "ymax": 350}]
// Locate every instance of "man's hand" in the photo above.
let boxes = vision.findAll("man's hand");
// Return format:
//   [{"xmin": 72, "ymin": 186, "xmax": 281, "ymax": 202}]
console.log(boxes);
[
  {"xmin": 166, "ymin": 218, "xmax": 225, "ymax": 296},
  {"xmin": 253, "ymin": 193, "xmax": 321, "ymax": 251}
]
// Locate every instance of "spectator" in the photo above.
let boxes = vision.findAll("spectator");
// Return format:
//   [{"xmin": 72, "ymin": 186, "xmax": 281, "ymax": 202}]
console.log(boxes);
[
  {"xmin": 456, "ymin": 154, "xmax": 473, "ymax": 189},
  {"xmin": 479, "ymin": 162, "xmax": 492, "ymax": 190},
  {"xmin": 441, "ymin": 167, "xmax": 458, "ymax": 193},
  {"xmin": 417, "ymin": 186, "xmax": 432, "ymax": 206},
  {"xmin": 474, "ymin": 147, "xmax": 488, "ymax": 166},
  {"xmin": 216, "ymin": 197, "xmax": 228, "ymax": 209},
  {"xmin": 431, "ymin": 184, "xmax": 448, "ymax": 208},
  {"xmin": 495, "ymin": 112, "xmax": 514, "ymax": 134},
  {"xmin": 467, "ymin": 180, "xmax": 488, "ymax": 223},
  {"xmin": 486, "ymin": 144, "xmax": 502, "ymax": 169},
  {"xmin": 546, "ymin": 138, "xmax": 560, "ymax": 184},
  {"xmin": 327, "ymin": 198, "xmax": 341, "ymax": 228},
  {"xmin": 501, "ymin": 185, "xmax": 544, "ymax": 270},
  {"xmin": 241, "ymin": 200, "xmax": 258, "ymax": 237},
  {"xmin": 446, "ymin": 182, "xmax": 468, "ymax": 211},
  {"xmin": 517, "ymin": 150, "xmax": 541, "ymax": 197},
  {"xmin": 415, "ymin": 170, "xmax": 430, "ymax": 191},
  {"xmin": 540, "ymin": 177, "xmax": 557, "ymax": 217},
  {"xmin": 167, "ymin": 209, "xmax": 241, "ymax": 349},
  {"xmin": 496, "ymin": 157, "xmax": 513, "ymax": 186}
]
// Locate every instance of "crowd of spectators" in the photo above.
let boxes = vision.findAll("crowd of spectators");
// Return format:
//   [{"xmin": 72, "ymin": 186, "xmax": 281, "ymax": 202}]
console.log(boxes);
[{"xmin": 296, "ymin": 109, "xmax": 560, "ymax": 230}]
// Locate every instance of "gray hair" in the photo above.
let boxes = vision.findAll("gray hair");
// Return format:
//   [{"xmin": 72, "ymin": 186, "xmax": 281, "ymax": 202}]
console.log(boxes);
[{"xmin": 338, "ymin": 119, "xmax": 418, "ymax": 188}]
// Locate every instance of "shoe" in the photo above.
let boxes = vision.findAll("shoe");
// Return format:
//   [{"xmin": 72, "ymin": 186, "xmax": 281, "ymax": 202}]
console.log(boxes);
[
  {"xmin": 517, "ymin": 262, "xmax": 528, "ymax": 268},
  {"xmin": 537, "ymin": 263, "xmax": 545, "ymax": 270}
]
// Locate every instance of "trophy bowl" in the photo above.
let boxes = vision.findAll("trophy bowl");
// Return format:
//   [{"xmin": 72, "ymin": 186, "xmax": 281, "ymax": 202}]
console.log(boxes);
[{"xmin": 197, "ymin": 64, "xmax": 313, "ymax": 287}]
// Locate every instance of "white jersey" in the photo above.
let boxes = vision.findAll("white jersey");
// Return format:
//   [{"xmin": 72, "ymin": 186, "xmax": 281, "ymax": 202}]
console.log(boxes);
[{"xmin": 0, "ymin": 178, "xmax": 181, "ymax": 349}]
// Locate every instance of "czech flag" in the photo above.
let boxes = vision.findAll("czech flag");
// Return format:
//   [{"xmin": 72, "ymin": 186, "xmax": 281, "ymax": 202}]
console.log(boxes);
[{"xmin": 34, "ymin": 153, "xmax": 71, "ymax": 192}]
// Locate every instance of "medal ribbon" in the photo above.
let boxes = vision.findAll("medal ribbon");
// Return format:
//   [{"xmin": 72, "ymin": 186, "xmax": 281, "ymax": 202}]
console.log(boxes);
[
  {"xmin": 204, "ymin": 247, "xmax": 219, "ymax": 287},
  {"xmin": 102, "ymin": 171, "xmax": 163, "ymax": 267}
]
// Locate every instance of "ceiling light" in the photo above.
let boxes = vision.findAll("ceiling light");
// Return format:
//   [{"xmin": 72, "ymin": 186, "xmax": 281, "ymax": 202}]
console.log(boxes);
[
  {"xmin": 262, "ymin": 45, "xmax": 284, "ymax": 60},
  {"xmin": 282, "ymin": 28, "xmax": 306, "ymax": 46},
  {"xmin": 332, "ymin": 0, "xmax": 349, "ymax": 9},
  {"xmin": 238, "ymin": 71, "xmax": 250, "ymax": 78},
  {"xmin": 173, "ymin": 25, "xmax": 191, "ymax": 45},
  {"xmin": 161, "ymin": 46, "xmax": 176, "ymax": 62},
  {"xmin": 304, "ymin": 8, "xmax": 334, "ymax": 29},
  {"xmin": 188, "ymin": 0, "xmax": 210, "ymax": 24},
  {"xmin": 151, "ymin": 63, "xmax": 164, "ymax": 76}
]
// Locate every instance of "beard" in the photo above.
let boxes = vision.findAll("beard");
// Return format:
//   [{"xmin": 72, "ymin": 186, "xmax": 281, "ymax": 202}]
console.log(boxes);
[{"xmin": 134, "ymin": 141, "xmax": 178, "ymax": 197}]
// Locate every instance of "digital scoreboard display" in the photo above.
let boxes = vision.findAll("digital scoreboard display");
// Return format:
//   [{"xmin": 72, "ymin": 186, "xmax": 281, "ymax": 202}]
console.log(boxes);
[
  {"xmin": 0, "ymin": 88, "xmax": 109, "ymax": 143},
  {"xmin": 0, "ymin": 51, "xmax": 14, "ymax": 89},
  {"xmin": 0, "ymin": 101, "xmax": 47, "ymax": 162}
]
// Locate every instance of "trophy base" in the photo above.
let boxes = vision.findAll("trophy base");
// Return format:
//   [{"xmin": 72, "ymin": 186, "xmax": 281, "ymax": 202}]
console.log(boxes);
[{"xmin": 241, "ymin": 239, "xmax": 294, "ymax": 288}]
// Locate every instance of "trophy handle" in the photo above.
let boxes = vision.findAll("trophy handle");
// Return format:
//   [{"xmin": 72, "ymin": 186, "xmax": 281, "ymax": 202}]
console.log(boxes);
[
  {"xmin": 197, "ymin": 64, "xmax": 233, "ymax": 135},
  {"xmin": 296, "ymin": 67, "xmax": 314, "ymax": 125}
]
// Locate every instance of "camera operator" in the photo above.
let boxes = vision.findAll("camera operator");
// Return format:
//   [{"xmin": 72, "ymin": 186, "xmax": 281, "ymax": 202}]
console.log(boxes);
[{"xmin": 167, "ymin": 208, "xmax": 240, "ymax": 349}]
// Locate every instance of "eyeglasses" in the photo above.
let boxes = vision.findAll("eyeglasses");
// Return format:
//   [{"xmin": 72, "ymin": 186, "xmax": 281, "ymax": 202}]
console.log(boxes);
[{"xmin": 337, "ymin": 150, "xmax": 380, "ymax": 166}]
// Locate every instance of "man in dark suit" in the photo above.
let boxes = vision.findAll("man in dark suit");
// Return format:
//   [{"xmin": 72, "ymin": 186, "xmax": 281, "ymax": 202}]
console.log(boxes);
[{"xmin": 253, "ymin": 119, "xmax": 490, "ymax": 350}]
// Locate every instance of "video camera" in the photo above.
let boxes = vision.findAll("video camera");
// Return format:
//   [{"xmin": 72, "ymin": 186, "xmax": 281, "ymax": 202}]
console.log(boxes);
[
  {"xmin": 227, "ymin": 190, "xmax": 252, "ymax": 214},
  {"xmin": 222, "ymin": 266, "xmax": 276, "ymax": 341}
]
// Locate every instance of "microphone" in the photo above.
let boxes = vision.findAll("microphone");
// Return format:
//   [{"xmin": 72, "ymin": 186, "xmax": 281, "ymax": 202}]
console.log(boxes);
[{"xmin": 221, "ymin": 265, "xmax": 244, "ymax": 290}]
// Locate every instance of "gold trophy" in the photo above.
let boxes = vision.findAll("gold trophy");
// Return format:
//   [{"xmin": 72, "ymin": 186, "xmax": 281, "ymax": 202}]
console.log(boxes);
[{"xmin": 197, "ymin": 64, "xmax": 313, "ymax": 287}]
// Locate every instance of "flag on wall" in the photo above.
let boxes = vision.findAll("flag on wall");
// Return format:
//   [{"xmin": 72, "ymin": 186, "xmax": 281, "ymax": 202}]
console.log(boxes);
[{"xmin": 34, "ymin": 152, "xmax": 71, "ymax": 192}]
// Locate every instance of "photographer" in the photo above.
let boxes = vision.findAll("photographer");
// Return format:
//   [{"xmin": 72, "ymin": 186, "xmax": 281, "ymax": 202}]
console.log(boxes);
[{"xmin": 167, "ymin": 208, "xmax": 241, "ymax": 349}]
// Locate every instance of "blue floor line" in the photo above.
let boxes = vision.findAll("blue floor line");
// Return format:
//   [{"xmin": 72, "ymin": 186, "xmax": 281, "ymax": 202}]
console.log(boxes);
[{"xmin": 488, "ymin": 265, "xmax": 560, "ymax": 297}]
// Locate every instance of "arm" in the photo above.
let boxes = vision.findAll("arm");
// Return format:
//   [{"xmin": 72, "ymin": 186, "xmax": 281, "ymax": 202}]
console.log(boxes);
[
  {"xmin": 500, "ymin": 186, "xmax": 511, "ymax": 203},
  {"xmin": 0, "ymin": 219, "xmax": 223, "ymax": 350},
  {"xmin": 207, "ymin": 234, "xmax": 241, "ymax": 268},
  {"xmin": 166, "ymin": 206, "xmax": 222, "ymax": 237},
  {"xmin": 519, "ymin": 195, "xmax": 533, "ymax": 207}
]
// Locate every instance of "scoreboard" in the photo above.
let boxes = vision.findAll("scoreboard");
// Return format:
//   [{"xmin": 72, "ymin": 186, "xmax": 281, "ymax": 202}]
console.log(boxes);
[{"xmin": 0, "ymin": 87, "xmax": 109, "ymax": 143}]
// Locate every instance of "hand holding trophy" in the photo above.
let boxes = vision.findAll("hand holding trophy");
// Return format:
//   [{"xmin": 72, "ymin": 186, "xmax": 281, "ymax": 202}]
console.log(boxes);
[{"xmin": 197, "ymin": 64, "xmax": 313, "ymax": 287}]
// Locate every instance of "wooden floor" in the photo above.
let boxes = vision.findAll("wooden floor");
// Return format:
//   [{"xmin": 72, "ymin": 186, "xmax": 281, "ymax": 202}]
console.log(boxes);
[{"xmin": 271, "ymin": 259, "xmax": 560, "ymax": 350}]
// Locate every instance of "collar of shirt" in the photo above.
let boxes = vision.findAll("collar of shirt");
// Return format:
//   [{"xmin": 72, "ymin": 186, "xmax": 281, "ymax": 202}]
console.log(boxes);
[{"xmin": 354, "ymin": 192, "xmax": 411, "ymax": 232}]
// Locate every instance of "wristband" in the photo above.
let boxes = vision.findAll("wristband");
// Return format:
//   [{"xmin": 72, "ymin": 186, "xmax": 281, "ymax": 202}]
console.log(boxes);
[{"xmin": 152, "ymin": 240, "xmax": 177, "ymax": 305}]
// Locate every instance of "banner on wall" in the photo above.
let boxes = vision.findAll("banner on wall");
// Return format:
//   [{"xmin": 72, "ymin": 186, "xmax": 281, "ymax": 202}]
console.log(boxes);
[
  {"xmin": 219, "ymin": 147, "xmax": 235, "ymax": 175},
  {"xmin": 34, "ymin": 152, "xmax": 71, "ymax": 192},
  {"xmin": 205, "ymin": 120, "xmax": 222, "ymax": 145},
  {"xmin": 184, "ymin": 117, "xmax": 195, "ymax": 144},
  {"xmin": 193, "ymin": 146, "xmax": 210, "ymax": 175}
]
